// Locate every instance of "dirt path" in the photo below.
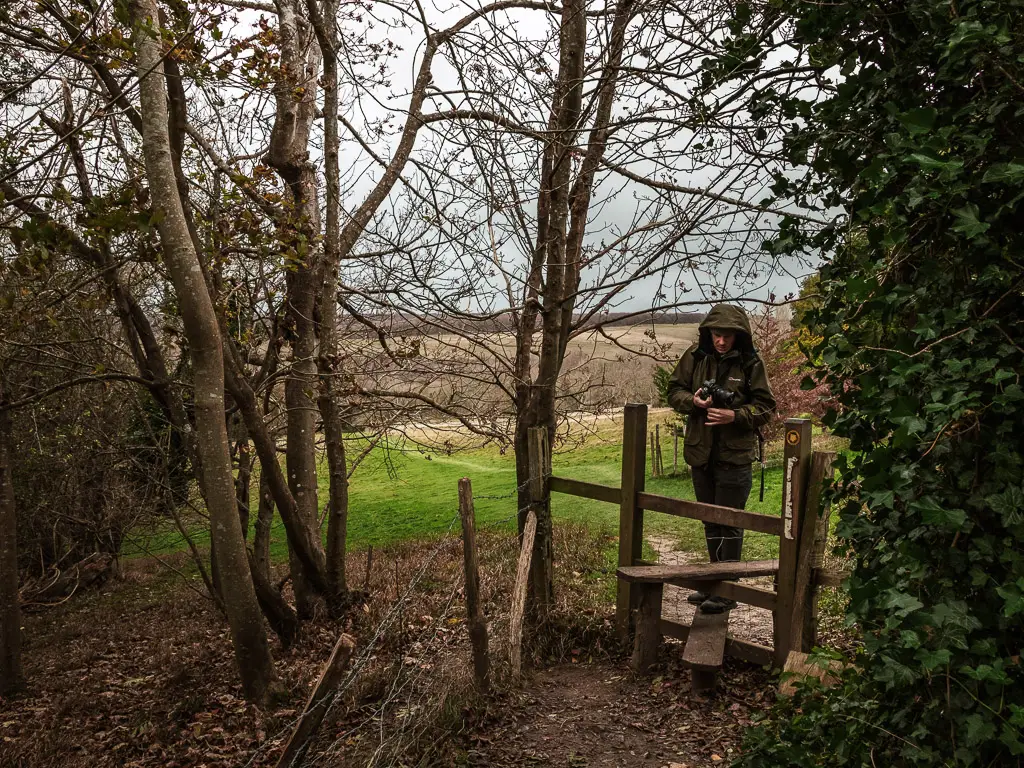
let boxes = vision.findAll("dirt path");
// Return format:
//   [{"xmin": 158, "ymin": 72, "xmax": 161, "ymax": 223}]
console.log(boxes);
[{"xmin": 462, "ymin": 654, "xmax": 773, "ymax": 767}]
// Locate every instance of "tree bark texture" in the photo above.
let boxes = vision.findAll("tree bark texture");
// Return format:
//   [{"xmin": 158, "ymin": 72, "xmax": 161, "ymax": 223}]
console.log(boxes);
[
  {"xmin": 513, "ymin": 0, "xmax": 588, "ymax": 615},
  {"xmin": 0, "ymin": 401, "xmax": 24, "ymax": 696},
  {"xmin": 131, "ymin": 0, "xmax": 275, "ymax": 704},
  {"xmin": 307, "ymin": 0, "xmax": 349, "ymax": 604},
  {"xmin": 266, "ymin": 0, "xmax": 326, "ymax": 618},
  {"xmin": 514, "ymin": 0, "xmax": 635, "ymax": 615},
  {"xmin": 254, "ymin": 469, "xmax": 275, "ymax": 583}
]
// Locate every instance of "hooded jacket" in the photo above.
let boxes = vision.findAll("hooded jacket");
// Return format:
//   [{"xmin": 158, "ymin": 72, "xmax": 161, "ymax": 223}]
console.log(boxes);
[{"xmin": 666, "ymin": 304, "xmax": 776, "ymax": 467}]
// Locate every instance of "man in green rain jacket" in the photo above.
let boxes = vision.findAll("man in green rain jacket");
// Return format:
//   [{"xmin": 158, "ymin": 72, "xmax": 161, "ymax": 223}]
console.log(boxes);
[{"xmin": 666, "ymin": 304, "xmax": 776, "ymax": 614}]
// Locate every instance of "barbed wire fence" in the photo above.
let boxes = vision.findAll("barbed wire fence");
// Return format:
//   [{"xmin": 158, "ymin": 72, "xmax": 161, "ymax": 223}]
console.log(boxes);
[{"xmin": 242, "ymin": 475, "xmax": 569, "ymax": 767}]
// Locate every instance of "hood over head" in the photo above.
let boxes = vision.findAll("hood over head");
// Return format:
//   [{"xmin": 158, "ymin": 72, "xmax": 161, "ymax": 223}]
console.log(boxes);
[{"xmin": 697, "ymin": 304, "xmax": 755, "ymax": 356}]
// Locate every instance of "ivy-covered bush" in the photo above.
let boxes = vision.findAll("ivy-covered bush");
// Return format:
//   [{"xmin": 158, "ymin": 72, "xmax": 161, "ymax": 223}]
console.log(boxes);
[{"xmin": 724, "ymin": 1, "xmax": 1024, "ymax": 765}]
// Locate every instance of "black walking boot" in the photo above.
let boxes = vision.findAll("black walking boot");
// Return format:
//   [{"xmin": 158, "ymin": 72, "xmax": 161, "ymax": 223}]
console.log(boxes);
[
  {"xmin": 687, "ymin": 591, "xmax": 709, "ymax": 605},
  {"xmin": 700, "ymin": 595, "xmax": 737, "ymax": 614}
]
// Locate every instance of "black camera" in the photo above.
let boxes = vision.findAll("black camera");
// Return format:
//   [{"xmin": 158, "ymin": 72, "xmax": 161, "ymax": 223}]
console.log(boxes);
[{"xmin": 698, "ymin": 379, "xmax": 739, "ymax": 407}]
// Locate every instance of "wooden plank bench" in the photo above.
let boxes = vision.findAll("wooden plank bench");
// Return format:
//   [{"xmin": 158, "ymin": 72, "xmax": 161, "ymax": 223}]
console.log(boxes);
[
  {"xmin": 617, "ymin": 560, "xmax": 779, "ymax": 583},
  {"xmin": 618, "ymin": 560, "xmax": 781, "ymax": 688}
]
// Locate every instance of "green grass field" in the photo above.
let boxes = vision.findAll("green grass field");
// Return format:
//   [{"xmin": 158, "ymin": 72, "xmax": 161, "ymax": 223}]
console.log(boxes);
[{"xmin": 125, "ymin": 415, "xmax": 842, "ymax": 566}]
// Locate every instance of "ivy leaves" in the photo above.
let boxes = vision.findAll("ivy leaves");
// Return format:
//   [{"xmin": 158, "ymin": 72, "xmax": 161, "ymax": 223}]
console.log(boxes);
[{"xmin": 724, "ymin": 0, "xmax": 1024, "ymax": 765}]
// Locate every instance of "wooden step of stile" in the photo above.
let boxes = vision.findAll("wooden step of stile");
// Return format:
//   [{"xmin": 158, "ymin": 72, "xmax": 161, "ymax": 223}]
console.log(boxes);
[
  {"xmin": 681, "ymin": 608, "xmax": 729, "ymax": 671},
  {"xmin": 682, "ymin": 608, "xmax": 730, "ymax": 694}
]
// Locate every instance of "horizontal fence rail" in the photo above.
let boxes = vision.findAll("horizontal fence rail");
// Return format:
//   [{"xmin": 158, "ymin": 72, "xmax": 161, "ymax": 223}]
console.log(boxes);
[
  {"xmin": 549, "ymin": 476, "xmax": 784, "ymax": 537},
  {"xmin": 548, "ymin": 476, "xmax": 621, "ymax": 505},
  {"xmin": 636, "ymin": 492, "xmax": 784, "ymax": 536}
]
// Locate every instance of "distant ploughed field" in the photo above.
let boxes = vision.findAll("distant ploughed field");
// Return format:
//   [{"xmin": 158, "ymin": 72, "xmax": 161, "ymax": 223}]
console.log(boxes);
[{"xmin": 340, "ymin": 322, "xmax": 700, "ymax": 430}]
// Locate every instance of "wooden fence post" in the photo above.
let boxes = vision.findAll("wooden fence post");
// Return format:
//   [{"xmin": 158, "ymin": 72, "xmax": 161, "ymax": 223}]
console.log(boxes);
[
  {"xmin": 773, "ymin": 418, "xmax": 812, "ymax": 667},
  {"xmin": 527, "ymin": 426, "xmax": 553, "ymax": 616},
  {"xmin": 649, "ymin": 431, "xmax": 658, "ymax": 478},
  {"xmin": 510, "ymin": 510, "xmax": 538, "ymax": 681},
  {"xmin": 616, "ymin": 404, "xmax": 648, "ymax": 641},
  {"xmin": 655, "ymin": 424, "xmax": 664, "ymax": 477},
  {"xmin": 791, "ymin": 452, "xmax": 836, "ymax": 653},
  {"xmin": 458, "ymin": 478, "xmax": 489, "ymax": 692}
]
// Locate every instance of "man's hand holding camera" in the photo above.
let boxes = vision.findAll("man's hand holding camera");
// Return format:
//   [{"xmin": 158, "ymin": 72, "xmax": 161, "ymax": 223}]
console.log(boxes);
[
  {"xmin": 693, "ymin": 380, "xmax": 738, "ymax": 425},
  {"xmin": 693, "ymin": 393, "xmax": 737, "ymax": 425}
]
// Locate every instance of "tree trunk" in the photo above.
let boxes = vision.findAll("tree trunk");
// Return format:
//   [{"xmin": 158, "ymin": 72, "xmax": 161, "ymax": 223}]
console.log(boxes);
[
  {"xmin": 224, "ymin": 363, "xmax": 328, "ymax": 592},
  {"xmin": 235, "ymin": 436, "xmax": 253, "ymax": 539},
  {"xmin": 513, "ymin": 0, "xmax": 635, "ymax": 617},
  {"xmin": 249, "ymin": 552, "xmax": 299, "ymax": 648},
  {"xmin": 131, "ymin": 0, "xmax": 275, "ymax": 704},
  {"xmin": 0, "ymin": 401, "xmax": 24, "ymax": 696},
  {"xmin": 308, "ymin": 0, "xmax": 349, "ymax": 606},
  {"xmin": 512, "ymin": 0, "xmax": 589, "ymax": 617},
  {"xmin": 254, "ymin": 468, "xmax": 275, "ymax": 582},
  {"xmin": 266, "ymin": 0, "xmax": 326, "ymax": 619}
]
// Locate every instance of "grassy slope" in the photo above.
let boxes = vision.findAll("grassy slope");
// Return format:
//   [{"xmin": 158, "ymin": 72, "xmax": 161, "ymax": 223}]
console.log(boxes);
[
  {"xmin": 304, "ymin": 415, "xmax": 799, "ymax": 564},
  {"xmin": 128, "ymin": 413, "xmax": 840, "ymax": 565}
]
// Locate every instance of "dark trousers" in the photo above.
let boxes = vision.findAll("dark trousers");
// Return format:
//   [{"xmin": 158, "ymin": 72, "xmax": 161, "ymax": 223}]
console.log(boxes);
[{"xmin": 691, "ymin": 462, "xmax": 752, "ymax": 563}]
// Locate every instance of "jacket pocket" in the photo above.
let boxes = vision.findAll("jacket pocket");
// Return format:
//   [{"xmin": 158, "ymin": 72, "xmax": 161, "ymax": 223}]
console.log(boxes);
[
  {"xmin": 719, "ymin": 423, "xmax": 755, "ymax": 461},
  {"xmin": 684, "ymin": 413, "xmax": 702, "ymax": 445}
]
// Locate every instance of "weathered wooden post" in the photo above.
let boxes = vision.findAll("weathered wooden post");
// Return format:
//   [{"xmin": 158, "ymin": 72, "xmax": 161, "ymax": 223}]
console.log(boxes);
[
  {"xmin": 655, "ymin": 423, "xmax": 664, "ymax": 476},
  {"xmin": 616, "ymin": 404, "xmax": 648, "ymax": 640},
  {"xmin": 791, "ymin": 452, "xmax": 836, "ymax": 653},
  {"xmin": 773, "ymin": 418, "xmax": 812, "ymax": 667},
  {"xmin": 275, "ymin": 633, "xmax": 356, "ymax": 768},
  {"xmin": 649, "ymin": 431, "xmax": 658, "ymax": 478},
  {"xmin": 631, "ymin": 582, "xmax": 664, "ymax": 674},
  {"xmin": 458, "ymin": 478, "xmax": 489, "ymax": 692},
  {"xmin": 510, "ymin": 510, "xmax": 537, "ymax": 681}
]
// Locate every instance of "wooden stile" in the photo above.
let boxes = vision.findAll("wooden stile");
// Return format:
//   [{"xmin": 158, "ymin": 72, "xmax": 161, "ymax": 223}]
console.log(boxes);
[
  {"xmin": 616, "ymin": 404, "xmax": 647, "ymax": 640},
  {"xmin": 617, "ymin": 560, "xmax": 779, "ymax": 583},
  {"xmin": 814, "ymin": 568, "xmax": 849, "ymax": 589},
  {"xmin": 660, "ymin": 619, "xmax": 774, "ymax": 668},
  {"xmin": 458, "ymin": 478, "xmax": 489, "ymax": 692},
  {"xmin": 549, "ymin": 476, "xmax": 621, "ymax": 504},
  {"xmin": 539, "ymin": 404, "xmax": 835, "ymax": 682},
  {"xmin": 619, "ymin": 564, "xmax": 778, "ymax": 610},
  {"xmin": 682, "ymin": 609, "xmax": 730, "ymax": 693}
]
